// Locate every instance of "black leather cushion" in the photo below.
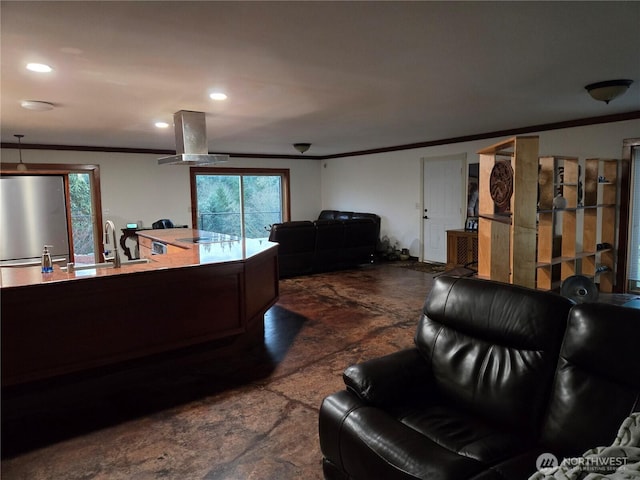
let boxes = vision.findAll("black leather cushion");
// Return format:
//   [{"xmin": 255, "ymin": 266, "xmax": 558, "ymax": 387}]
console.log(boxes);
[
  {"xmin": 319, "ymin": 391, "xmax": 491, "ymax": 480},
  {"xmin": 318, "ymin": 210, "xmax": 381, "ymax": 242},
  {"xmin": 268, "ymin": 221, "xmax": 315, "ymax": 253},
  {"xmin": 343, "ymin": 348, "xmax": 431, "ymax": 407},
  {"xmin": 540, "ymin": 302, "xmax": 640, "ymax": 457},
  {"xmin": 468, "ymin": 450, "xmax": 544, "ymax": 480},
  {"xmin": 417, "ymin": 276, "xmax": 573, "ymax": 435},
  {"xmin": 335, "ymin": 211, "xmax": 354, "ymax": 221},
  {"xmin": 314, "ymin": 220, "xmax": 345, "ymax": 270},
  {"xmin": 318, "ymin": 210, "xmax": 344, "ymax": 221},
  {"xmin": 394, "ymin": 403, "xmax": 534, "ymax": 463},
  {"xmin": 352, "ymin": 212, "xmax": 381, "ymax": 241},
  {"xmin": 343, "ymin": 219, "xmax": 377, "ymax": 265},
  {"xmin": 344, "ymin": 219, "xmax": 377, "ymax": 247},
  {"xmin": 268, "ymin": 221, "xmax": 316, "ymax": 276},
  {"xmin": 318, "ymin": 210, "xmax": 355, "ymax": 221},
  {"xmin": 351, "ymin": 212, "xmax": 378, "ymax": 221}
]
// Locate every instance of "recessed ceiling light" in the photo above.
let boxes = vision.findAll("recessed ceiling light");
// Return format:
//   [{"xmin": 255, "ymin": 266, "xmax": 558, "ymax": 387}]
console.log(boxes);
[
  {"xmin": 21, "ymin": 100, "xmax": 54, "ymax": 111},
  {"xmin": 209, "ymin": 92, "xmax": 228, "ymax": 101},
  {"xmin": 26, "ymin": 63, "xmax": 53, "ymax": 73},
  {"xmin": 155, "ymin": 121, "xmax": 170, "ymax": 128}
]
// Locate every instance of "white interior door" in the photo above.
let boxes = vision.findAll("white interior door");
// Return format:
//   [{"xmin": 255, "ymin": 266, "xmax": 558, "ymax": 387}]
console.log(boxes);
[{"xmin": 422, "ymin": 154, "xmax": 466, "ymax": 263}]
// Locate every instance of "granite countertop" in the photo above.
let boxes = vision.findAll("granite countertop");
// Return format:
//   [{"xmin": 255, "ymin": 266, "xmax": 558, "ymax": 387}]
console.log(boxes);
[{"xmin": 0, "ymin": 229, "xmax": 277, "ymax": 289}]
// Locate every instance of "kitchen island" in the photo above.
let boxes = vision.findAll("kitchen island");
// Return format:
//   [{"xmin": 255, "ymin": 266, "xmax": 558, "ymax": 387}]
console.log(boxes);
[{"xmin": 1, "ymin": 230, "xmax": 279, "ymax": 386}]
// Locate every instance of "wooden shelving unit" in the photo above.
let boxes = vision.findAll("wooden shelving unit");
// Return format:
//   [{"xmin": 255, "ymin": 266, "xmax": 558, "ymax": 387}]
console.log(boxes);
[
  {"xmin": 536, "ymin": 156, "xmax": 578, "ymax": 290},
  {"xmin": 478, "ymin": 136, "xmax": 539, "ymax": 288},
  {"xmin": 535, "ymin": 157, "xmax": 618, "ymax": 292},
  {"xmin": 477, "ymin": 135, "xmax": 619, "ymax": 292},
  {"xmin": 595, "ymin": 159, "xmax": 617, "ymax": 292}
]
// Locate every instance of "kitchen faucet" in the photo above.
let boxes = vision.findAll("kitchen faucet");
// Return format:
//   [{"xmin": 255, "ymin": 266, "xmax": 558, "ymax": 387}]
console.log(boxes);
[{"xmin": 104, "ymin": 220, "xmax": 121, "ymax": 268}]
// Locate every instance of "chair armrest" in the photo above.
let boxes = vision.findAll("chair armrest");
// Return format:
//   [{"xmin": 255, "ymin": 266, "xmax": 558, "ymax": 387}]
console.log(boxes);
[{"xmin": 343, "ymin": 347, "xmax": 432, "ymax": 407}]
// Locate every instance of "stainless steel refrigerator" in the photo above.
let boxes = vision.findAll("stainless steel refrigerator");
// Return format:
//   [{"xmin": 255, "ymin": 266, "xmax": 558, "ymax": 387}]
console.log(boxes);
[{"xmin": 0, "ymin": 175, "xmax": 71, "ymax": 266}]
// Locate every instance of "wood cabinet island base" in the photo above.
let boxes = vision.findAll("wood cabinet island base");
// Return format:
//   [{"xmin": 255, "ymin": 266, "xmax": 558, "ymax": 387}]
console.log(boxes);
[{"xmin": 1, "ymin": 231, "xmax": 279, "ymax": 387}]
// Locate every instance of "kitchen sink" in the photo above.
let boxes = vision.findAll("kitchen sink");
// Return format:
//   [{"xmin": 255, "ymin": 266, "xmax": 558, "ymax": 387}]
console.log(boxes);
[
  {"xmin": 124, "ymin": 258, "xmax": 152, "ymax": 266},
  {"xmin": 61, "ymin": 258, "xmax": 151, "ymax": 271}
]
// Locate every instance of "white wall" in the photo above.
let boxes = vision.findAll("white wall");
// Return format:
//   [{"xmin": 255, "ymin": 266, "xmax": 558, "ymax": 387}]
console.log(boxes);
[
  {"xmin": 321, "ymin": 119, "xmax": 640, "ymax": 258},
  {"xmin": 0, "ymin": 149, "xmax": 322, "ymax": 236},
  {"xmin": 2, "ymin": 118, "xmax": 638, "ymax": 259}
]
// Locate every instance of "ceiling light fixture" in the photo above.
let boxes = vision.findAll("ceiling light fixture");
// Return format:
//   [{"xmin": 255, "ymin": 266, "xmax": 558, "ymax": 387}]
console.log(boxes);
[
  {"xmin": 585, "ymin": 79, "xmax": 633, "ymax": 104},
  {"xmin": 209, "ymin": 92, "xmax": 228, "ymax": 101},
  {"xmin": 293, "ymin": 143, "xmax": 311, "ymax": 154},
  {"xmin": 26, "ymin": 63, "xmax": 53, "ymax": 73},
  {"xmin": 14, "ymin": 134, "xmax": 27, "ymax": 171},
  {"xmin": 21, "ymin": 100, "xmax": 54, "ymax": 111},
  {"xmin": 155, "ymin": 121, "xmax": 170, "ymax": 128}
]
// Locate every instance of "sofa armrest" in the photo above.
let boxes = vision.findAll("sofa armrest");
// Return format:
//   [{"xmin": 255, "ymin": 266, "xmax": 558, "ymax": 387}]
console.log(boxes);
[{"xmin": 343, "ymin": 347, "xmax": 432, "ymax": 407}]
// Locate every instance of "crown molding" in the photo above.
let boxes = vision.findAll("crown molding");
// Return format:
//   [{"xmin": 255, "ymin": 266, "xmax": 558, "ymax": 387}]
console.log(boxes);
[{"xmin": 2, "ymin": 111, "xmax": 638, "ymax": 160}]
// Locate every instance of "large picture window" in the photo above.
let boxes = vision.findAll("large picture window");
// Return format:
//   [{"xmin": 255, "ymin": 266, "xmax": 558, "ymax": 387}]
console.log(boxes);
[{"xmin": 190, "ymin": 168, "xmax": 290, "ymax": 238}]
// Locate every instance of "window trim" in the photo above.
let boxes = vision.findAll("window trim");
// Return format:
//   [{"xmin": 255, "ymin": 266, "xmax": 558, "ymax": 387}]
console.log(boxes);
[
  {"xmin": 189, "ymin": 167, "xmax": 291, "ymax": 232},
  {"xmin": 619, "ymin": 139, "xmax": 640, "ymax": 292}
]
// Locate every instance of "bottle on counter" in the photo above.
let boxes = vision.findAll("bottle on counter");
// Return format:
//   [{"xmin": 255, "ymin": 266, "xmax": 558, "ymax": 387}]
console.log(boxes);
[{"xmin": 41, "ymin": 245, "xmax": 53, "ymax": 273}]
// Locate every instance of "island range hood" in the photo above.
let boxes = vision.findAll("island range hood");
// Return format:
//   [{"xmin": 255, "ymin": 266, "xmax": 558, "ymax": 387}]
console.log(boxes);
[{"xmin": 158, "ymin": 110, "xmax": 229, "ymax": 166}]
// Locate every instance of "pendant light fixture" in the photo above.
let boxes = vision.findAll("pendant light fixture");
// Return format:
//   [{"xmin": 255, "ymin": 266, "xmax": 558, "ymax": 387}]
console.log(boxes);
[{"xmin": 14, "ymin": 134, "xmax": 27, "ymax": 171}]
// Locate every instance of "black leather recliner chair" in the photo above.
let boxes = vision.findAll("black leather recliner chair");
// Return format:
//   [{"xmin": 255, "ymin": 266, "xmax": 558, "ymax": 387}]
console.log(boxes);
[{"xmin": 319, "ymin": 276, "xmax": 640, "ymax": 480}]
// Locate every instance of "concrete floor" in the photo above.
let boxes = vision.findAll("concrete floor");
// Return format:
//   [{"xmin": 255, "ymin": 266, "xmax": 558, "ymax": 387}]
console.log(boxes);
[{"xmin": 2, "ymin": 264, "xmax": 435, "ymax": 479}]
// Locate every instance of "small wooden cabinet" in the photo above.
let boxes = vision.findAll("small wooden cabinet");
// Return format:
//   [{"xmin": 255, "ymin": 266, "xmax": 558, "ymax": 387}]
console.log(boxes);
[{"xmin": 446, "ymin": 229, "xmax": 478, "ymax": 270}]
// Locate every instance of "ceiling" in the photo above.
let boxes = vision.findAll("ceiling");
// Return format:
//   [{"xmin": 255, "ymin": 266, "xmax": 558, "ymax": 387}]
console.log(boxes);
[{"xmin": 1, "ymin": 1, "xmax": 639, "ymax": 158}]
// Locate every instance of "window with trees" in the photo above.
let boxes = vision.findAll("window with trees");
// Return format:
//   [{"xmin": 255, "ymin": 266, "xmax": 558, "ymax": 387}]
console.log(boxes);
[
  {"xmin": 69, "ymin": 172, "xmax": 96, "ymax": 263},
  {"xmin": 190, "ymin": 168, "xmax": 290, "ymax": 238}
]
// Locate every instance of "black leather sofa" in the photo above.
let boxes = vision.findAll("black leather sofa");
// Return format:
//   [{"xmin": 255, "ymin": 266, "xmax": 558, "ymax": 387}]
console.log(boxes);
[
  {"xmin": 269, "ymin": 210, "xmax": 381, "ymax": 278},
  {"xmin": 319, "ymin": 275, "xmax": 640, "ymax": 480}
]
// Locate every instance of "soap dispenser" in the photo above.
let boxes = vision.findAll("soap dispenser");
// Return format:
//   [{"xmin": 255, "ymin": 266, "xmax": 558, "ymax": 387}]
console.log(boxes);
[{"xmin": 41, "ymin": 245, "xmax": 53, "ymax": 273}]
